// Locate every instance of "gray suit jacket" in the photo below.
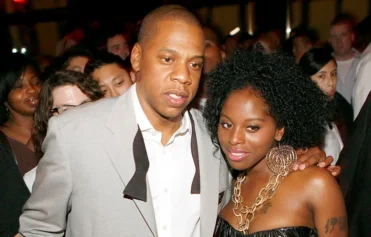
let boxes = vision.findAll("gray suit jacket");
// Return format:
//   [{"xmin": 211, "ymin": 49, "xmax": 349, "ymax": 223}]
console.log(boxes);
[{"xmin": 19, "ymin": 88, "xmax": 231, "ymax": 237}]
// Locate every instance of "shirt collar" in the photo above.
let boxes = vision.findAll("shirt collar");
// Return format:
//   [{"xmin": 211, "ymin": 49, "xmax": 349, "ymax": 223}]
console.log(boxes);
[
  {"xmin": 332, "ymin": 48, "xmax": 361, "ymax": 61},
  {"xmin": 132, "ymin": 84, "xmax": 191, "ymax": 135}
]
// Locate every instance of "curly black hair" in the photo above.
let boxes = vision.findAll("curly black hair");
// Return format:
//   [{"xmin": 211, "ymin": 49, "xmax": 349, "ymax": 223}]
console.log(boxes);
[{"xmin": 203, "ymin": 48, "xmax": 332, "ymax": 151}]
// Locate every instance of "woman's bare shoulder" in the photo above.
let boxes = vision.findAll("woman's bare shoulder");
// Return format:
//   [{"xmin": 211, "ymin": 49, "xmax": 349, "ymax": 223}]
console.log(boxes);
[{"xmin": 285, "ymin": 166, "xmax": 339, "ymax": 193}]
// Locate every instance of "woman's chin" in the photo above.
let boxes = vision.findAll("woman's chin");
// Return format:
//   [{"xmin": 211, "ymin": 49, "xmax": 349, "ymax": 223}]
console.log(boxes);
[{"xmin": 227, "ymin": 160, "xmax": 249, "ymax": 171}]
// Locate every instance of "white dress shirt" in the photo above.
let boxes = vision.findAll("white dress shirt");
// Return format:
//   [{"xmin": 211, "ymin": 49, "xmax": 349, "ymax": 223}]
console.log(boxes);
[
  {"xmin": 335, "ymin": 49, "xmax": 360, "ymax": 104},
  {"xmin": 132, "ymin": 84, "xmax": 200, "ymax": 237},
  {"xmin": 323, "ymin": 123, "xmax": 344, "ymax": 165},
  {"xmin": 23, "ymin": 166, "xmax": 37, "ymax": 192}
]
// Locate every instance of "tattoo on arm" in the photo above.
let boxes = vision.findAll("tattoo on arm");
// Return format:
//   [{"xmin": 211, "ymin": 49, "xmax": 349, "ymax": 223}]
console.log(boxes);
[
  {"xmin": 324, "ymin": 216, "xmax": 347, "ymax": 233},
  {"xmin": 261, "ymin": 201, "xmax": 272, "ymax": 214}
]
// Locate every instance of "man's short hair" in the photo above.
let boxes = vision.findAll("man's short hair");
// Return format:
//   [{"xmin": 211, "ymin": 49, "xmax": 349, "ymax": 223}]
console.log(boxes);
[
  {"xmin": 293, "ymin": 28, "xmax": 318, "ymax": 45},
  {"xmin": 330, "ymin": 13, "xmax": 356, "ymax": 31}
]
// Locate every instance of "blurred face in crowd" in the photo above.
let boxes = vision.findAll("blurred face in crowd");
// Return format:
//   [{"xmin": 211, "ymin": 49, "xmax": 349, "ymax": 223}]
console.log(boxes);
[
  {"xmin": 293, "ymin": 36, "xmax": 313, "ymax": 62},
  {"xmin": 91, "ymin": 63, "xmax": 133, "ymax": 98},
  {"xmin": 66, "ymin": 56, "xmax": 90, "ymax": 72},
  {"xmin": 6, "ymin": 66, "xmax": 41, "ymax": 117},
  {"xmin": 203, "ymin": 27, "xmax": 225, "ymax": 75},
  {"xmin": 329, "ymin": 23, "xmax": 354, "ymax": 58},
  {"xmin": 107, "ymin": 34, "xmax": 131, "ymax": 60},
  {"xmin": 311, "ymin": 59, "xmax": 338, "ymax": 99}
]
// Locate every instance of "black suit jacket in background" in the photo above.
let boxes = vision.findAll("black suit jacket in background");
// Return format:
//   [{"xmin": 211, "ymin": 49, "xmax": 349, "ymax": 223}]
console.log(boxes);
[
  {"xmin": 337, "ymin": 92, "xmax": 371, "ymax": 237},
  {"xmin": 0, "ymin": 132, "xmax": 30, "ymax": 237}
]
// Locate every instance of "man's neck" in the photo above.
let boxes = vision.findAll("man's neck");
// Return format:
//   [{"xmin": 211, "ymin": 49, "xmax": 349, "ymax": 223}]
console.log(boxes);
[
  {"xmin": 334, "ymin": 51, "xmax": 355, "ymax": 61},
  {"xmin": 151, "ymin": 114, "xmax": 183, "ymax": 146},
  {"xmin": 136, "ymin": 84, "xmax": 184, "ymax": 145}
]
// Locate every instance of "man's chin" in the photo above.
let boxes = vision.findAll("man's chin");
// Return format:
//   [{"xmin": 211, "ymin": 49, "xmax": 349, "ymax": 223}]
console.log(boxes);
[{"xmin": 159, "ymin": 107, "xmax": 187, "ymax": 120}]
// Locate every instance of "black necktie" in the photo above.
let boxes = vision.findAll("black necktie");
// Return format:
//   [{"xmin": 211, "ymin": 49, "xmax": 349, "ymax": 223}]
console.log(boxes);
[{"xmin": 123, "ymin": 112, "xmax": 200, "ymax": 202}]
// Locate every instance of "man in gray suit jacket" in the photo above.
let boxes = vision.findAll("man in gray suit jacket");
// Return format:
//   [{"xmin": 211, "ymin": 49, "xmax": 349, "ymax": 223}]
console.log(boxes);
[
  {"xmin": 18, "ymin": 5, "xmax": 334, "ymax": 237},
  {"xmin": 18, "ymin": 5, "xmax": 230, "ymax": 237}
]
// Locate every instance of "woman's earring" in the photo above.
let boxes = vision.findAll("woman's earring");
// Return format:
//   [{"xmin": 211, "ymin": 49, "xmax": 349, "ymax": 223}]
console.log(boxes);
[
  {"xmin": 266, "ymin": 142, "xmax": 297, "ymax": 176},
  {"xmin": 5, "ymin": 105, "xmax": 12, "ymax": 120}
]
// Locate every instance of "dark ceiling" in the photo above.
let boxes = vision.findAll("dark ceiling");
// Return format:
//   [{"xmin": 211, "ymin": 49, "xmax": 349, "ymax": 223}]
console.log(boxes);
[
  {"xmin": 71, "ymin": 0, "xmax": 248, "ymax": 21},
  {"xmin": 3, "ymin": 0, "xmax": 287, "ymax": 26}
]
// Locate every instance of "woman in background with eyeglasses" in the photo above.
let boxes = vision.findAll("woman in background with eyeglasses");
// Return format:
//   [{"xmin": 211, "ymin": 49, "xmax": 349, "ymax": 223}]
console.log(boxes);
[
  {"xmin": 23, "ymin": 70, "xmax": 103, "ymax": 192},
  {"xmin": 33, "ymin": 70, "xmax": 103, "ymax": 160}
]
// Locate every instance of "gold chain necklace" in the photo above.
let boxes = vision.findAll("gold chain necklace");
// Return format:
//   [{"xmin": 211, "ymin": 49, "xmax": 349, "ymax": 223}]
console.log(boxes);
[
  {"xmin": 232, "ymin": 173, "xmax": 285, "ymax": 234},
  {"xmin": 232, "ymin": 145, "xmax": 297, "ymax": 234}
]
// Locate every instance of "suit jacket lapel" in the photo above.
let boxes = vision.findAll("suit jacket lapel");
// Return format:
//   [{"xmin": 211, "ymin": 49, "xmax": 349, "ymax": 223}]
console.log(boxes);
[
  {"xmin": 190, "ymin": 110, "xmax": 221, "ymax": 237},
  {"xmin": 189, "ymin": 112, "xmax": 201, "ymax": 194},
  {"xmin": 104, "ymin": 88, "xmax": 158, "ymax": 237}
]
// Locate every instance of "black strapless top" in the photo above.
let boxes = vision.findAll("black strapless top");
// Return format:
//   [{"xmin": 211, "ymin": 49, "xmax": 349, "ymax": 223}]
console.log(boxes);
[{"xmin": 213, "ymin": 217, "xmax": 318, "ymax": 237}]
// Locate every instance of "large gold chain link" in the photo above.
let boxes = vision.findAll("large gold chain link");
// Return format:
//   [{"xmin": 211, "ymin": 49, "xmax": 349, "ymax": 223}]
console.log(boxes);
[{"xmin": 232, "ymin": 173, "xmax": 284, "ymax": 234}]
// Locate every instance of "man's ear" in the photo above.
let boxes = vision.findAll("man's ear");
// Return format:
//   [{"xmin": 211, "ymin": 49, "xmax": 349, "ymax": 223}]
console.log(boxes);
[
  {"xmin": 130, "ymin": 43, "xmax": 142, "ymax": 73},
  {"xmin": 351, "ymin": 32, "xmax": 355, "ymax": 43},
  {"xmin": 220, "ymin": 49, "xmax": 227, "ymax": 60},
  {"xmin": 221, "ymin": 44, "xmax": 226, "ymax": 53}
]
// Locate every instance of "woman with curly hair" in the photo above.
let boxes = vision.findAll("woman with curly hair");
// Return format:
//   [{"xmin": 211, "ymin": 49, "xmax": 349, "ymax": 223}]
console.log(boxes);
[
  {"xmin": 24, "ymin": 70, "xmax": 103, "ymax": 191},
  {"xmin": 203, "ymin": 49, "xmax": 347, "ymax": 237}
]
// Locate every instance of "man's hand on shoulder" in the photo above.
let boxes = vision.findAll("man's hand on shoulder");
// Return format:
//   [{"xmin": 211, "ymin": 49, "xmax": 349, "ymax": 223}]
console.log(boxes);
[{"xmin": 293, "ymin": 147, "xmax": 340, "ymax": 176}]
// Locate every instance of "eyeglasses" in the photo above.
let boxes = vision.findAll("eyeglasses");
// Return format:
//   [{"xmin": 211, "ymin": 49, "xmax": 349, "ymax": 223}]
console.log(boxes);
[
  {"xmin": 50, "ymin": 100, "xmax": 92, "ymax": 115},
  {"xmin": 50, "ymin": 105, "xmax": 77, "ymax": 115}
]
